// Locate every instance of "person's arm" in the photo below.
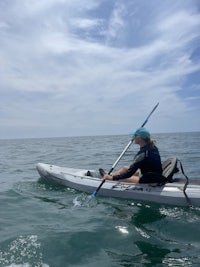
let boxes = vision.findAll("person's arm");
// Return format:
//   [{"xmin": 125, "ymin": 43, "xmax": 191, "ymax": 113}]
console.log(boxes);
[
  {"xmin": 104, "ymin": 151, "xmax": 146, "ymax": 181},
  {"xmin": 112, "ymin": 163, "xmax": 138, "ymax": 180}
]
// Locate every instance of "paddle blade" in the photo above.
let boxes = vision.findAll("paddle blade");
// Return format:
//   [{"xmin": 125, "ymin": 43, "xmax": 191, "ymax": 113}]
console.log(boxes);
[{"xmin": 89, "ymin": 191, "xmax": 97, "ymax": 199}]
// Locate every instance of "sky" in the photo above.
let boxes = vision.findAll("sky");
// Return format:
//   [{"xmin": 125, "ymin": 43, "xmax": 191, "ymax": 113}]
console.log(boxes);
[{"xmin": 0, "ymin": 0, "xmax": 200, "ymax": 139}]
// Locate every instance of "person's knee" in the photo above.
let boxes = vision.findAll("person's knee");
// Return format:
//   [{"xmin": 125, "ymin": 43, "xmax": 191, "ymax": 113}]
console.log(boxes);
[
  {"xmin": 130, "ymin": 175, "xmax": 140, "ymax": 183},
  {"xmin": 122, "ymin": 166, "xmax": 129, "ymax": 172}
]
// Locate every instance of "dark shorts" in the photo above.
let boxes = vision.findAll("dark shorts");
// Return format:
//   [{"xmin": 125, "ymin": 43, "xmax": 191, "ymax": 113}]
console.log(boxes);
[{"xmin": 139, "ymin": 172, "xmax": 167, "ymax": 184}]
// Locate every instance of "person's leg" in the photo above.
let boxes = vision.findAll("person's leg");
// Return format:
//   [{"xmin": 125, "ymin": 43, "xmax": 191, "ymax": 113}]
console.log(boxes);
[
  {"xmin": 100, "ymin": 166, "xmax": 133, "ymax": 179},
  {"xmin": 112, "ymin": 167, "xmax": 141, "ymax": 183},
  {"xmin": 112, "ymin": 166, "xmax": 129, "ymax": 176},
  {"xmin": 118, "ymin": 175, "xmax": 140, "ymax": 183}
]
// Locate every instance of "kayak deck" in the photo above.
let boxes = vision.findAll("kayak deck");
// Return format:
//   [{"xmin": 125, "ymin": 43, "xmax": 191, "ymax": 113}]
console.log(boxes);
[{"xmin": 36, "ymin": 163, "xmax": 200, "ymax": 207}]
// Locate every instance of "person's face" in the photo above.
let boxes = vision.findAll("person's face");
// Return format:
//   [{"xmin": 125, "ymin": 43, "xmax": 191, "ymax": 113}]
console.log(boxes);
[{"xmin": 134, "ymin": 135, "xmax": 142, "ymax": 144}]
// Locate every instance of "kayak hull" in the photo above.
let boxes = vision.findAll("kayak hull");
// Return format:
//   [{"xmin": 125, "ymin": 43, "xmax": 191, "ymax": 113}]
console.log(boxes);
[{"xmin": 36, "ymin": 163, "xmax": 200, "ymax": 207}]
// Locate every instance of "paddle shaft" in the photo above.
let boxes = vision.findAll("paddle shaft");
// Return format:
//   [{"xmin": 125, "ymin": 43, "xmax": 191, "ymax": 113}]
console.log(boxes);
[
  {"xmin": 92, "ymin": 102, "xmax": 159, "ymax": 197},
  {"xmin": 92, "ymin": 139, "xmax": 133, "ymax": 196}
]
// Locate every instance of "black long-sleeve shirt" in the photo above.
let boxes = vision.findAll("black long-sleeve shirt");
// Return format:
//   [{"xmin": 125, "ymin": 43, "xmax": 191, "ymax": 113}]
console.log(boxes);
[{"xmin": 112, "ymin": 144, "xmax": 162, "ymax": 181}]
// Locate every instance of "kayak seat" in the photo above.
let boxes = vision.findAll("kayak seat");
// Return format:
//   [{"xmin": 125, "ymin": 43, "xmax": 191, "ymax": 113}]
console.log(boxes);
[{"xmin": 162, "ymin": 157, "xmax": 179, "ymax": 182}]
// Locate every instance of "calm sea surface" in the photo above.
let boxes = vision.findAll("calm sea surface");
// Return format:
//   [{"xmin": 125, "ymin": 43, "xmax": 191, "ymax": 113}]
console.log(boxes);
[{"xmin": 0, "ymin": 132, "xmax": 200, "ymax": 267}]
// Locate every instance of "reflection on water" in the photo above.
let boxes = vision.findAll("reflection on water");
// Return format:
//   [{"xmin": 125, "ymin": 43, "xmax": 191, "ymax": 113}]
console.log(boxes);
[
  {"xmin": 134, "ymin": 240, "xmax": 171, "ymax": 266},
  {"xmin": 0, "ymin": 235, "xmax": 49, "ymax": 267}
]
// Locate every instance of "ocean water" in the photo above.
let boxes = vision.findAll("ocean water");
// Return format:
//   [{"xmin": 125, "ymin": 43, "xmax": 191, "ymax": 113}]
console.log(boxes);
[{"xmin": 0, "ymin": 132, "xmax": 200, "ymax": 267}]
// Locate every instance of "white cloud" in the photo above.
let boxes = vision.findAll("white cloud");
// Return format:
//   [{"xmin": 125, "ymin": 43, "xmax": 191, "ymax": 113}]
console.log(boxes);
[
  {"xmin": 0, "ymin": 0, "xmax": 200, "ymax": 138},
  {"xmin": 105, "ymin": 2, "xmax": 126, "ymax": 40}
]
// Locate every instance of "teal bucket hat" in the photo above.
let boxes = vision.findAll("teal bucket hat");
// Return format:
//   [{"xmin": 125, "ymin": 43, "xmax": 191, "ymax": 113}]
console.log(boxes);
[{"xmin": 132, "ymin": 127, "xmax": 150, "ymax": 140}]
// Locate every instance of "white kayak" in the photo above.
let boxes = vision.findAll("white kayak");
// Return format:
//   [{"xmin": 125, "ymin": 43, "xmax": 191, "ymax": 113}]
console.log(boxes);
[{"xmin": 36, "ymin": 162, "xmax": 200, "ymax": 207}]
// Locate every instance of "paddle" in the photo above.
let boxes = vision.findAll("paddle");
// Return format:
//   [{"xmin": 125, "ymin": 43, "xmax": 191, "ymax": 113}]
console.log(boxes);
[{"xmin": 89, "ymin": 102, "xmax": 159, "ymax": 199}]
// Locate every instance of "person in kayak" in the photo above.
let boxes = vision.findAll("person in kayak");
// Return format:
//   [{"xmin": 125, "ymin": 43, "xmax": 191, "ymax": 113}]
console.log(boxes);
[{"xmin": 103, "ymin": 127, "xmax": 166, "ymax": 184}]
